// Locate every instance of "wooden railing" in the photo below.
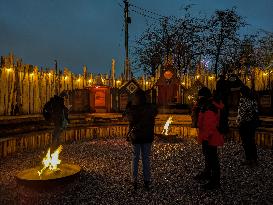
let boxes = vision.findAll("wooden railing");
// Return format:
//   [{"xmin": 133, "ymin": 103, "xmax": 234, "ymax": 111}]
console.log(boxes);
[{"xmin": 0, "ymin": 124, "xmax": 272, "ymax": 158}]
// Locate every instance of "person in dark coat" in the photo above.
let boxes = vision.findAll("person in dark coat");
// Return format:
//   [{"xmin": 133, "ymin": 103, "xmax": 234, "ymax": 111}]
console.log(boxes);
[
  {"xmin": 194, "ymin": 87, "xmax": 224, "ymax": 190},
  {"xmin": 237, "ymin": 86, "xmax": 258, "ymax": 166},
  {"xmin": 44, "ymin": 94, "xmax": 70, "ymax": 150},
  {"xmin": 215, "ymin": 74, "xmax": 230, "ymax": 134},
  {"xmin": 124, "ymin": 90, "xmax": 158, "ymax": 191}
]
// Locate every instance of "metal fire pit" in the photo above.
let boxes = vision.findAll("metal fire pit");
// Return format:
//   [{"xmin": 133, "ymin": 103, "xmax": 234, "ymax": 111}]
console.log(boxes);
[
  {"xmin": 16, "ymin": 163, "xmax": 81, "ymax": 188},
  {"xmin": 155, "ymin": 134, "xmax": 179, "ymax": 143}
]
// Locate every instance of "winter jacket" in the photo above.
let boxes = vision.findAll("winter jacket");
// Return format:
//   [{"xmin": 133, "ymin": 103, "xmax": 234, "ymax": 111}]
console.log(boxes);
[
  {"xmin": 197, "ymin": 99, "xmax": 224, "ymax": 146},
  {"xmin": 237, "ymin": 97, "xmax": 258, "ymax": 125},
  {"xmin": 125, "ymin": 103, "xmax": 158, "ymax": 144}
]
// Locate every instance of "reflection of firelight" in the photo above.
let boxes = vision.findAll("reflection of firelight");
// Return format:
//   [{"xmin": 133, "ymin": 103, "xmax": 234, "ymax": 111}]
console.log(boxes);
[{"xmin": 162, "ymin": 116, "xmax": 173, "ymax": 135}]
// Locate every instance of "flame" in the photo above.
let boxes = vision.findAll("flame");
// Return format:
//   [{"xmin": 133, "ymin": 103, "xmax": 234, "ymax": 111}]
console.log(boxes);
[
  {"xmin": 38, "ymin": 145, "xmax": 63, "ymax": 176},
  {"xmin": 162, "ymin": 116, "xmax": 173, "ymax": 135}
]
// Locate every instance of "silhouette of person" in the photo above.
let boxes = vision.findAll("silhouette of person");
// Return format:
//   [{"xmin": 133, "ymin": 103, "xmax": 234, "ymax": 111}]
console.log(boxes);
[
  {"xmin": 237, "ymin": 86, "xmax": 258, "ymax": 166},
  {"xmin": 43, "ymin": 93, "xmax": 70, "ymax": 150},
  {"xmin": 194, "ymin": 87, "xmax": 224, "ymax": 190},
  {"xmin": 215, "ymin": 74, "xmax": 230, "ymax": 134},
  {"xmin": 124, "ymin": 90, "xmax": 157, "ymax": 191}
]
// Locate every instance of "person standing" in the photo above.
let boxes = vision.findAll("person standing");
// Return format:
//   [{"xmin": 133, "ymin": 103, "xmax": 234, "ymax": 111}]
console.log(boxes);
[
  {"xmin": 237, "ymin": 86, "xmax": 258, "ymax": 166},
  {"xmin": 43, "ymin": 93, "xmax": 70, "ymax": 150},
  {"xmin": 194, "ymin": 87, "xmax": 224, "ymax": 190},
  {"xmin": 216, "ymin": 74, "xmax": 230, "ymax": 134},
  {"xmin": 124, "ymin": 89, "xmax": 157, "ymax": 191}
]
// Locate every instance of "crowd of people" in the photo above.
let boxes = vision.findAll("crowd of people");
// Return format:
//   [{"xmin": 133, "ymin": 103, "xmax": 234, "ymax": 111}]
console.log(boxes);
[
  {"xmin": 42, "ymin": 75, "xmax": 261, "ymax": 192},
  {"xmin": 123, "ymin": 75, "xmax": 260, "ymax": 192}
]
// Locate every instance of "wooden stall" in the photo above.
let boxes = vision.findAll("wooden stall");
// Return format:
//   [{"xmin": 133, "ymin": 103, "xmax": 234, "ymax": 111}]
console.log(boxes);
[
  {"xmin": 89, "ymin": 86, "xmax": 111, "ymax": 113},
  {"xmin": 69, "ymin": 89, "xmax": 90, "ymax": 113},
  {"xmin": 119, "ymin": 79, "xmax": 142, "ymax": 111},
  {"xmin": 155, "ymin": 68, "xmax": 185, "ymax": 106}
]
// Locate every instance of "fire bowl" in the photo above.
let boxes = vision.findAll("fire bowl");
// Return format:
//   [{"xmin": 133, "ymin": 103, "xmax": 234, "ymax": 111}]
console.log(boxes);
[
  {"xmin": 16, "ymin": 163, "xmax": 81, "ymax": 188},
  {"xmin": 155, "ymin": 134, "xmax": 179, "ymax": 143}
]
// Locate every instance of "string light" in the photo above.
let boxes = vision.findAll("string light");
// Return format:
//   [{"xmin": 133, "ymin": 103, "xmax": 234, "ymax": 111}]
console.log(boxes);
[{"xmin": 6, "ymin": 68, "xmax": 12, "ymax": 73}]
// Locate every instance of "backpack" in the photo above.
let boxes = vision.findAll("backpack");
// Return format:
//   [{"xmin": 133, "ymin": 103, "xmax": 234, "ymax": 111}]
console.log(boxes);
[
  {"xmin": 43, "ymin": 98, "xmax": 55, "ymax": 122},
  {"xmin": 43, "ymin": 96, "xmax": 63, "ymax": 122}
]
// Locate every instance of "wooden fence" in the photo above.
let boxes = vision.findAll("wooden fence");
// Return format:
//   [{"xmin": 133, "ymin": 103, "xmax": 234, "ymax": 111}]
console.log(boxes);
[
  {"xmin": 0, "ymin": 57, "xmax": 271, "ymax": 116},
  {"xmin": 0, "ymin": 125, "xmax": 272, "ymax": 158}
]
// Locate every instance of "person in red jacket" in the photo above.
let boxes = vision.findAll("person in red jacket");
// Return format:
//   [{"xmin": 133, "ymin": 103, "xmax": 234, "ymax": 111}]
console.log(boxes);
[{"xmin": 194, "ymin": 87, "xmax": 224, "ymax": 190}]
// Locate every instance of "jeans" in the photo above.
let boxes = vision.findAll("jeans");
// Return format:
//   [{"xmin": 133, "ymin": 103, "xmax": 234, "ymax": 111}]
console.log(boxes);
[
  {"xmin": 132, "ymin": 143, "xmax": 152, "ymax": 182},
  {"xmin": 239, "ymin": 121, "xmax": 257, "ymax": 161}
]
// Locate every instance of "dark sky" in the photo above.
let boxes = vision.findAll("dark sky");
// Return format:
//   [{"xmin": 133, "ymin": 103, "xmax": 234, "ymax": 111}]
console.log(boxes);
[{"xmin": 0, "ymin": 0, "xmax": 272, "ymax": 75}]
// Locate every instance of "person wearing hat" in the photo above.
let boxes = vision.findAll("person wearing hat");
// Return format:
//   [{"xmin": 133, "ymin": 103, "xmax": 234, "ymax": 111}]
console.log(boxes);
[{"xmin": 194, "ymin": 87, "xmax": 224, "ymax": 190}]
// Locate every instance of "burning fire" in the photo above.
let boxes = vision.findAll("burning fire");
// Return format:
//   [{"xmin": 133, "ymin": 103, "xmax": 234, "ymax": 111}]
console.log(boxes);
[
  {"xmin": 162, "ymin": 116, "xmax": 173, "ymax": 135},
  {"xmin": 38, "ymin": 145, "xmax": 63, "ymax": 176}
]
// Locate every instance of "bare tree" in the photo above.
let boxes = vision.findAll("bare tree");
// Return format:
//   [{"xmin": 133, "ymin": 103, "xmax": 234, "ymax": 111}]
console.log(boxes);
[
  {"xmin": 132, "ymin": 7, "xmax": 206, "ymax": 76},
  {"xmin": 205, "ymin": 8, "xmax": 246, "ymax": 76}
]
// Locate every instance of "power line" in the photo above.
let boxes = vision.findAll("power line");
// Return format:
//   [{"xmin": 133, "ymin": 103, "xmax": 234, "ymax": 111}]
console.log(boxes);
[
  {"xmin": 129, "ymin": 3, "xmax": 166, "ymax": 18},
  {"xmin": 131, "ymin": 9, "xmax": 161, "ymax": 21}
]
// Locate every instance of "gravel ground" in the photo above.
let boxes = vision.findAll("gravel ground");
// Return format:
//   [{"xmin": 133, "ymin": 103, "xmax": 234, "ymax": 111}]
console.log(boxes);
[{"xmin": 0, "ymin": 137, "xmax": 272, "ymax": 205}]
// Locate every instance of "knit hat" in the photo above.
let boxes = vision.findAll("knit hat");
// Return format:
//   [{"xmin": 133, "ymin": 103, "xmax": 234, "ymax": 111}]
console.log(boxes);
[{"xmin": 198, "ymin": 87, "xmax": 212, "ymax": 99}]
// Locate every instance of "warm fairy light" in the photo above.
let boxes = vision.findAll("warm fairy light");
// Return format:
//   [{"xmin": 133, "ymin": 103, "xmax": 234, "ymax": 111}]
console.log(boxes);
[
  {"xmin": 37, "ymin": 145, "xmax": 63, "ymax": 176},
  {"xmin": 263, "ymin": 72, "xmax": 268, "ymax": 76},
  {"xmin": 162, "ymin": 116, "xmax": 173, "ymax": 135},
  {"xmin": 116, "ymin": 80, "xmax": 121, "ymax": 84},
  {"xmin": 88, "ymin": 79, "xmax": 92, "ymax": 83},
  {"xmin": 196, "ymin": 75, "xmax": 200, "ymax": 79},
  {"xmin": 30, "ymin": 72, "xmax": 34, "ymax": 76},
  {"xmin": 209, "ymin": 76, "xmax": 214, "ymax": 80},
  {"xmin": 64, "ymin": 76, "xmax": 68, "ymax": 80},
  {"xmin": 48, "ymin": 73, "xmax": 52, "ymax": 77},
  {"xmin": 146, "ymin": 81, "xmax": 149, "ymax": 85},
  {"xmin": 188, "ymin": 95, "xmax": 194, "ymax": 100},
  {"xmin": 77, "ymin": 78, "xmax": 81, "ymax": 82},
  {"xmin": 182, "ymin": 82, "xmax": 185, "ymax": 85},
  {"xmin": 6, "ymin": 68, "xmax": 12, "ymax": 73}
]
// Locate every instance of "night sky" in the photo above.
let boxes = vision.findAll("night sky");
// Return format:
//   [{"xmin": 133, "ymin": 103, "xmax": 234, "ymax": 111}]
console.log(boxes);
[{"xmin": 0, "ymin": 0, "xmax": 272, "ymax": 75}]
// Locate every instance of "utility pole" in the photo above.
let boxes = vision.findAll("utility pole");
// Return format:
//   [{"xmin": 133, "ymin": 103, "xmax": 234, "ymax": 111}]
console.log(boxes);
[
  {"xmin": 54, "ymin": 59, "xmax": 59, "ymax": 95},
  {"xmin": 124, "ymin": 0, "xmax": 131, "ymax": 81}
]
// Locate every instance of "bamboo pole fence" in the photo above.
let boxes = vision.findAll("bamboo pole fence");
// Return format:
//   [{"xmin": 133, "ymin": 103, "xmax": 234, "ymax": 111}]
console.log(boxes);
[{"xmin": 0, "ymin": 54, "xmax": 272, "ymax": 116}]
